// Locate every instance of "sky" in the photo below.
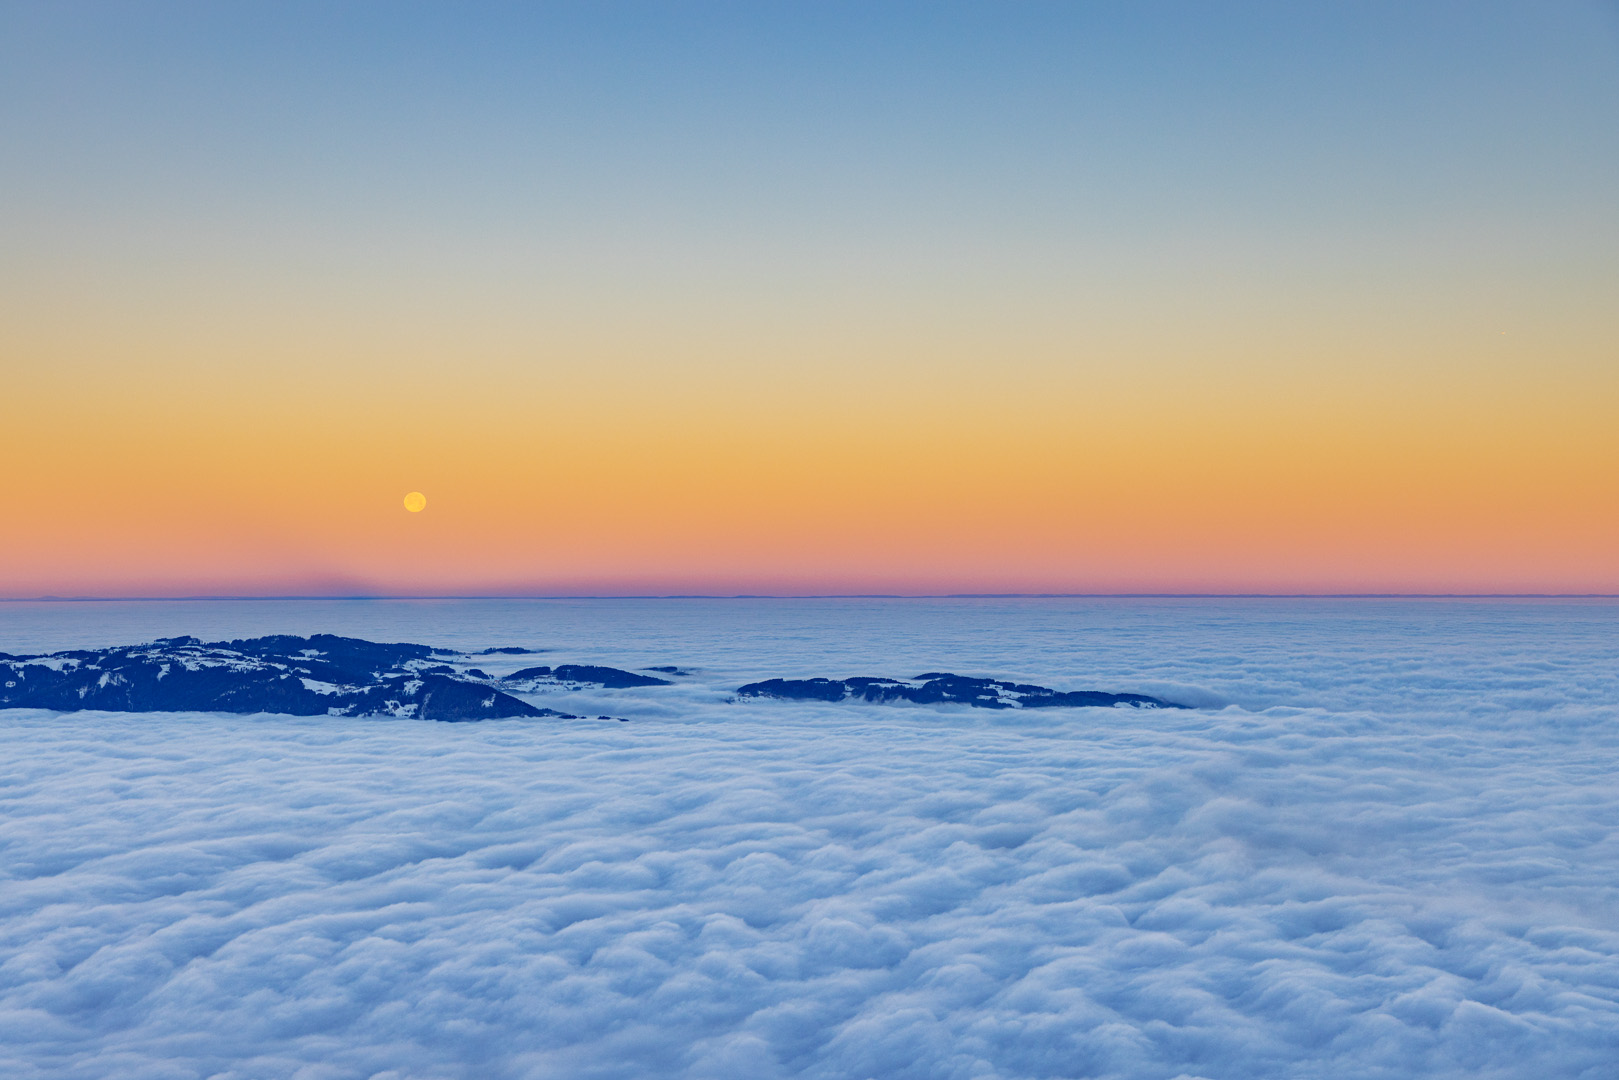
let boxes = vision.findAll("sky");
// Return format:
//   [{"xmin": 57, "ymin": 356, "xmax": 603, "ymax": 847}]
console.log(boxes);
[{"xmin": 2, "ymin": 1, "xmax": 1616, "ymax": 597}]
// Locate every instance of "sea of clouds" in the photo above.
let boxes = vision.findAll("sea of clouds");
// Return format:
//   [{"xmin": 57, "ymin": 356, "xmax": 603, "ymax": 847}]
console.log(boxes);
[{"xmin": 1, "ymin": 598, "xmax": 1616, "ymax": 1079}]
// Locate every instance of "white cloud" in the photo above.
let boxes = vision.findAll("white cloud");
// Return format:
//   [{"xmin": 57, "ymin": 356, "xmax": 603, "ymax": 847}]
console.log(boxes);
[{"xmin": 1, "ymin": 600, "xmax": 1617, "ymax": 1078}]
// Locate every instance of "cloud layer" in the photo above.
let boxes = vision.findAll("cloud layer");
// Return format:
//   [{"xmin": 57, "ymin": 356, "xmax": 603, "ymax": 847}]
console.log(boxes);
[{"xmin": 1, "ymin": 599, "xmax": 1617, "ymax": 1078}]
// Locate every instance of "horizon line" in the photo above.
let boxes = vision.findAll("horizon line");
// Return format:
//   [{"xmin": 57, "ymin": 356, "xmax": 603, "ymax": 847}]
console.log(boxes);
[{"xmin": 4, "ymin": 592, "xmax": 1617, "ymax": 602}]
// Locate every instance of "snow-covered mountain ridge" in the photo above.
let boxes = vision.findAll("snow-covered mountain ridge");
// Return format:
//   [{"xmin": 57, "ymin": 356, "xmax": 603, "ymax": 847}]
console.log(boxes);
[{"xmin": 0, "ymin": 633, "xmax": 1185, "ymax": 719}]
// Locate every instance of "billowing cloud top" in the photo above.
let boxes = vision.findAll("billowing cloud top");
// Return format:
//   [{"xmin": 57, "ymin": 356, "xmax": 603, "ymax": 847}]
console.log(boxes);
[{"xmin": 2, "ymin": 598, "xmax": 1617, "ymax": 1078}]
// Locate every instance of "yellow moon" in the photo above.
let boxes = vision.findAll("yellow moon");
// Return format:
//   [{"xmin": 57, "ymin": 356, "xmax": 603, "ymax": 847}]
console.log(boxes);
[{"xmin": 403, "ymin": 491, "xmax": 427, "ymax": 513}]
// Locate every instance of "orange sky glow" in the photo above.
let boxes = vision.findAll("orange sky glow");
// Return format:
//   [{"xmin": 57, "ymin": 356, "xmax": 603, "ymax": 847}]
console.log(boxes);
[{"xmin": 3, "ymin": 4, "xmax": 1615, "ymax": 596}]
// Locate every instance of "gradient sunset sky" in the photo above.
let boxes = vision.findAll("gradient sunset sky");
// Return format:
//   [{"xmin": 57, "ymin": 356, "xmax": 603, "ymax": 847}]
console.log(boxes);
[{"xmin": 3, "ymin": 1, "xmax": 1616, "ymax": 597}]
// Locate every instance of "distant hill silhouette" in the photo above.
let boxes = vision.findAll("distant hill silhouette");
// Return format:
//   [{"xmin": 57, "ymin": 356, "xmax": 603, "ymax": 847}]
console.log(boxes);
[
  {"xmin": 0, "ymin": 634, "xmax": 657, "ymax": 721},
  {"xmin": 737, "ymin": 673, "xmax": 1184, "ymax": 710}
]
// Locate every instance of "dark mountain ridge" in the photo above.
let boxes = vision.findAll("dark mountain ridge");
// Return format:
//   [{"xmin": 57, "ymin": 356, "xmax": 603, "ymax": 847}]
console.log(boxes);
[
  {"xmin": 2, "ymin": 635, "xmax": 1187, "ymax": 719},
  {"xmin": 0, "ymin": 634, "xmax": 657, "ymax": 721},
  {"xmin": 736, "ymin": 673, "xmax": 1184, "ymax": 710}
]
